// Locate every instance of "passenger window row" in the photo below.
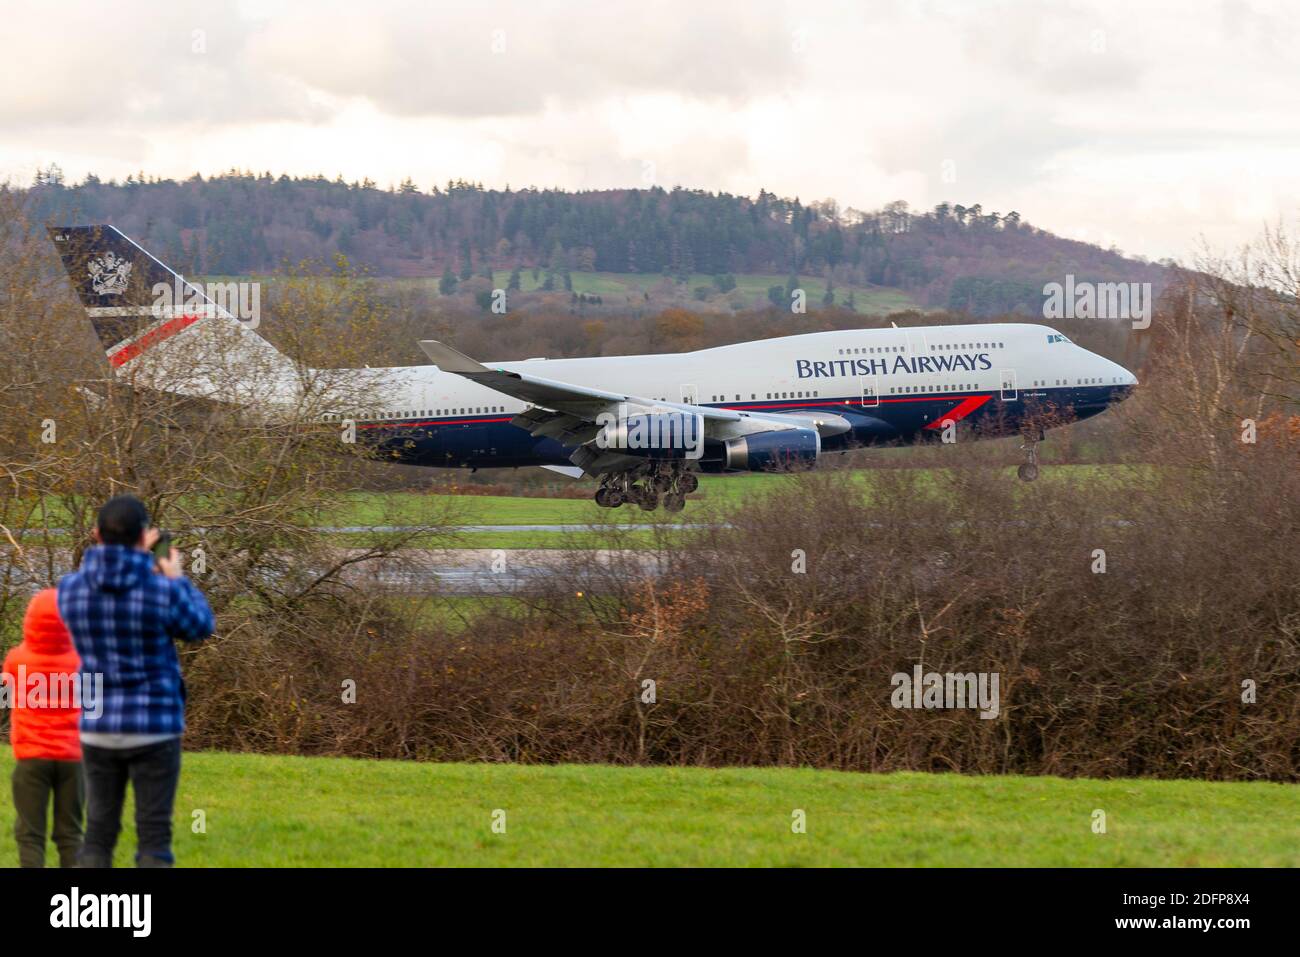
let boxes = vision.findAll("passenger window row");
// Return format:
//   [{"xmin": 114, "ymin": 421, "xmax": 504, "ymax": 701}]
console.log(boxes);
[
  {"xmin": 835, "ymin": 341, "xmax": 1006, "ymax": 356},
  {"xmin": 889, "ymin": 384, "xmax": 978, "ymax": 394},
  {"xmin": 321, "ymin": 406, "xmax": 508, "ymax": 422}
]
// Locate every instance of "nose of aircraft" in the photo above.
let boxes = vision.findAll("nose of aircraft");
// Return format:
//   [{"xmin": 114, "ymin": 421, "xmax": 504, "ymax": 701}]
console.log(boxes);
[
  {"xmin": 1105, "ymin": 357, "xmax": 1138, "ymax": 402},
  {"xmin": 1074, "ymin": 350, "xmax": 1138, "ymax": 415}
]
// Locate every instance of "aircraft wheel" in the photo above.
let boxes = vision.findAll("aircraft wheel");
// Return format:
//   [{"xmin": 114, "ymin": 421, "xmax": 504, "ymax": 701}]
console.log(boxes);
[
  {"xmin": 662, "ymin": 492, "xmax": 685, "ymax": 513},
  {"xmin": 639, "ymin": 491, "xmax": 659, "ymax": 512},
  {"xmin": 594, "ymin": 487, "xmax": 613, "ymax": 507},
  {"xmin": 678, "ymin": 472, "xmax": 699, "ymax": 494},
  {"xmin": 607, "ymin": 489, "xmax": 625, "ymax": 508},
  {"xmin": 1017, "ymin": 462, "xmax": 1039, "ymax": 482}
]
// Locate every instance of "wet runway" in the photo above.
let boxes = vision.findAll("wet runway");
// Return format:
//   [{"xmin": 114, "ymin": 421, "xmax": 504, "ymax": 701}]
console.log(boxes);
[
  {"xmin": 2, "ymin": 546, "xmax": 658, "ymax": 597},
  {"xmin": 340, "ymin": 548, "xmax": 662, "ymax": 594},
  {"xmin": 326, "ymin": 524, "xmax": 711, "ymax": 534},
  {"xmin": 20, "ymin": 523, "xmax": 712, "ymax": 535}
]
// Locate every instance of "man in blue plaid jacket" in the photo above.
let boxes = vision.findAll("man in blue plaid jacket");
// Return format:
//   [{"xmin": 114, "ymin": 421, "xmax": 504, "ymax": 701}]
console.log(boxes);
[{"xmin": 57, "ymin": 495, "xmax": 214, "ymax": 867}]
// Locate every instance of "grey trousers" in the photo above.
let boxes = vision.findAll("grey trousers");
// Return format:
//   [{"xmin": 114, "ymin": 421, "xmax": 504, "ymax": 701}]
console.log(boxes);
[{"xmin": 12, "ymin": 758, "xmax": 84, "ymax": 868}]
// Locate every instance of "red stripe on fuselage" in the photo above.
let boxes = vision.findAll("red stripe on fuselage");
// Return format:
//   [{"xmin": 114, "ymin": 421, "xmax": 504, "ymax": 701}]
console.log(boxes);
[
  {"xmin": 922, "ymin": 393, "xmax": 991, "ymax": 429},
  {"xmin": 108, "ymin": 313, "xmax": 203, "ymax": 367},
  {"xmin": 359, "ymin": 395, "xmax": 994, "ymax": 429},
  {"xmin": 358, "ymin": 416, "xmax": 513, "ymax": 429},
  {"xmin": 722, "ymin": 393, "xmax": 988, "ymax": 412}
]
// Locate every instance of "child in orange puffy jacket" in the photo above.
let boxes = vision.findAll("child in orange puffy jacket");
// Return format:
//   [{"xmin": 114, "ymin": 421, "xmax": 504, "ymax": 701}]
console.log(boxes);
[{"xmin": 3, "ymin": 589, "xmax": 84, "ymax": 867}]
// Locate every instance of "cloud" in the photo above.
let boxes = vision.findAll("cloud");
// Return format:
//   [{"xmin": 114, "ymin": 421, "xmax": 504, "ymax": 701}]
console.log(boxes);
[
  {"xmin": 1, "ymin": 0, "xmax": 1298, "ymax": 261},
  {"xmin": 245, "ymin": 3, "xmax": 805, "ymax": 117}
]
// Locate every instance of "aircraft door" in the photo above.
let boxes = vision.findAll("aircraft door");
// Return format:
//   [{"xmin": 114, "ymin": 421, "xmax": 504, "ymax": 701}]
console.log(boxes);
[
  {"xmin": 859, "ymin": 375, "xmax": 879, "ymax": 408},
  {"xmin": 999, "ymin": 369, "xmax": 1018, "ymax": 401},
  {"xmin": 680, "ymin": 384, "xmax": 699, "ymax": 405}
]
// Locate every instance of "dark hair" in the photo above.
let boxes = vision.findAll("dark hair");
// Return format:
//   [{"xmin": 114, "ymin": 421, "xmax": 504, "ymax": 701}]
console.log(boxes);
[{"xmin": 97, "ymin": 495, "xmax": 150, "ymax": 547}]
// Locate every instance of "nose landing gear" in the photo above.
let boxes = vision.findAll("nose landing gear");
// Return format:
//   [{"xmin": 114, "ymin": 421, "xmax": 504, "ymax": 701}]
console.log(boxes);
[{"xmin": 1018, "ymin": 431, "xmax": 1043, "ymax": 482}]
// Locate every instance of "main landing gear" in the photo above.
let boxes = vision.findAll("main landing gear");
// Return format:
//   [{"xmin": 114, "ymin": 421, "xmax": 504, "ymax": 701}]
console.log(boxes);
[
  {"xmin": 594, "ymin": 462, "xmax": 699, "ymax": 512},
  {"xmin": 1018, "ymin": 430, "xmax": 1043, "ymax": 482}
]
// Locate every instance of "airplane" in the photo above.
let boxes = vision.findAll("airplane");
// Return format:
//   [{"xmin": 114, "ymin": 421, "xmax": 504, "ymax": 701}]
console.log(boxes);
[{"xmin": 48, "ymin": 225, "xmax": 1137, "ymax": 512}]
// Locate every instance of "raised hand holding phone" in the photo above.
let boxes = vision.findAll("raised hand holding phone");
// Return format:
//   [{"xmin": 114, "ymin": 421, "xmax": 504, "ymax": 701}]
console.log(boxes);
[{"xmin": 150, "ymin": 530, "xmax": 182, "ymax": 578}]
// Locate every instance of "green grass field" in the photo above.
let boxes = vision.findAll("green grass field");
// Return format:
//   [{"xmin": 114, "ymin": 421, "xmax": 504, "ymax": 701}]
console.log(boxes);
[
  {"xmin": 325, "ymin": 463, "xmax": 1154, "ymax": 534},
  {"xmin": 3, "ymin": 464, "xmax": 1152, "ymax": 551},
  {"xmin": 565, "ymin": 271, "xmax": 920, "ymax": 315},
  {"xmin": 381, "ymin": 270, "xmax": 922, "ymax": 315},
  {"xmin": 0, "ymin": 747, "xmax": 1293, "ymax": 866},
  {"xmin": 3, "ymin": 464, "xmax": 1154, "ymax": 553},
  {"xmin": 217, "ymin": 271, "xmax": 922, "ymax": 316}
]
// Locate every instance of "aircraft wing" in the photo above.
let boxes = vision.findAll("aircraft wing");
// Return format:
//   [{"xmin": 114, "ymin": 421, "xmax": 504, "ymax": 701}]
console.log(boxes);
[
  {"xmin": 418, "ymin": 339, "xmax": 743, "ymax": 421},
  {"xmin": 418, "ymin": 338, "xmax": 852, "ymax": 474}
]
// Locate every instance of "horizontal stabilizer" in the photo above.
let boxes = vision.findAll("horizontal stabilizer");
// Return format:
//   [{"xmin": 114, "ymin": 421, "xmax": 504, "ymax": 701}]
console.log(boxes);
[{"xmin": 539, "ymin": 465, "xmax": 585, "ymax": 479}]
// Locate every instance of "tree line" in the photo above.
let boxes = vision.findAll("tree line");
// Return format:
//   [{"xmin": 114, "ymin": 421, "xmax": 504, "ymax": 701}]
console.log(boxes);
[{"xmin": 25, "ymin": 168, "xmax": 1172, "ymax": 314}]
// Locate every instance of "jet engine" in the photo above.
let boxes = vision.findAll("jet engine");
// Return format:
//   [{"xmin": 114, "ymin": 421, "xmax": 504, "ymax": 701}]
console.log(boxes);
[{"xmin": 716, "ymin": 427, "xmax": 820, "ymax": 472}]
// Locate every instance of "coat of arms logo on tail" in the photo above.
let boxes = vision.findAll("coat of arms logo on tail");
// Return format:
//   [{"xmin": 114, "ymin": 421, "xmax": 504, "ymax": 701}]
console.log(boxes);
[{"xmin": 88, "ymin": 252, "xmax": 132, "ymax": 295}]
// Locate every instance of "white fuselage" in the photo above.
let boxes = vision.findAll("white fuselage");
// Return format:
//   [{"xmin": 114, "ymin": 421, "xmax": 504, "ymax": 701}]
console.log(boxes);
[{"xmin": 360, "ymin": 322, "xmax": 1135, "ymax": 422}]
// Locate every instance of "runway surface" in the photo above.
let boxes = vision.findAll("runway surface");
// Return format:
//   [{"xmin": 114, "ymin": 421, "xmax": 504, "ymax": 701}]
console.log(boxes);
[
  {"xmin": 2, "ymin": 546, "xmax": 659, "ymax": 596},
  {"xmin": 325, "ymin": 523, "xmax": 710, "ymax": 533},
  {"xmin": 335, "ymin": 548, "xmax": 660, "ymax": 594}
]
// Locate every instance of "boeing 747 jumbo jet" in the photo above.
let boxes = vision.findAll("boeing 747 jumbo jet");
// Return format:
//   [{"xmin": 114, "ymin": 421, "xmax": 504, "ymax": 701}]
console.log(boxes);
[{"xmin": 49, "ymin": 225, "xmax": 1137, "ymax": 512}]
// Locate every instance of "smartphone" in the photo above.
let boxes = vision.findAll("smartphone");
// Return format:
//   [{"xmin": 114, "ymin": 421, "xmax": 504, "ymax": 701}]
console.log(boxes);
[{"xmin": 151, "ymin": 530, "xmax": 173, "ymax": 562}]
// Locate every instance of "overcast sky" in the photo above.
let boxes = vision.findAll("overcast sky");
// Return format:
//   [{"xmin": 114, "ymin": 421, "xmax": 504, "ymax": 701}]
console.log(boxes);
[{"xmin": 3, "ymin": 0, "xmax": 1296, "ymax": 262}]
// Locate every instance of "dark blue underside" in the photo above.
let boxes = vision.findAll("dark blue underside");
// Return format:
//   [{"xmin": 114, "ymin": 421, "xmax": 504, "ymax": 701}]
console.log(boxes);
[{"xmin": 360, "ymin": 384, "xmax": 1130, "ymax": 469}]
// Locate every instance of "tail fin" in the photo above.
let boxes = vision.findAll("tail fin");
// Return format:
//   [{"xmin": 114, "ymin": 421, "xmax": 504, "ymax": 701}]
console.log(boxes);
[
  {"xmin": 48, "ymin": 225, "xmax": 296, "ymax": 399},
  {"xmin": 48, "ymin": 225, "xmax": 193, "ymax": 366}
]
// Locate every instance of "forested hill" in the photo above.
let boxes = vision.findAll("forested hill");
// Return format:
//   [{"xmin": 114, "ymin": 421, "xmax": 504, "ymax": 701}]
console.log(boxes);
[{"xmin": 24, "ymin": 169, "xmax": 1174, "ymax": 314}]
